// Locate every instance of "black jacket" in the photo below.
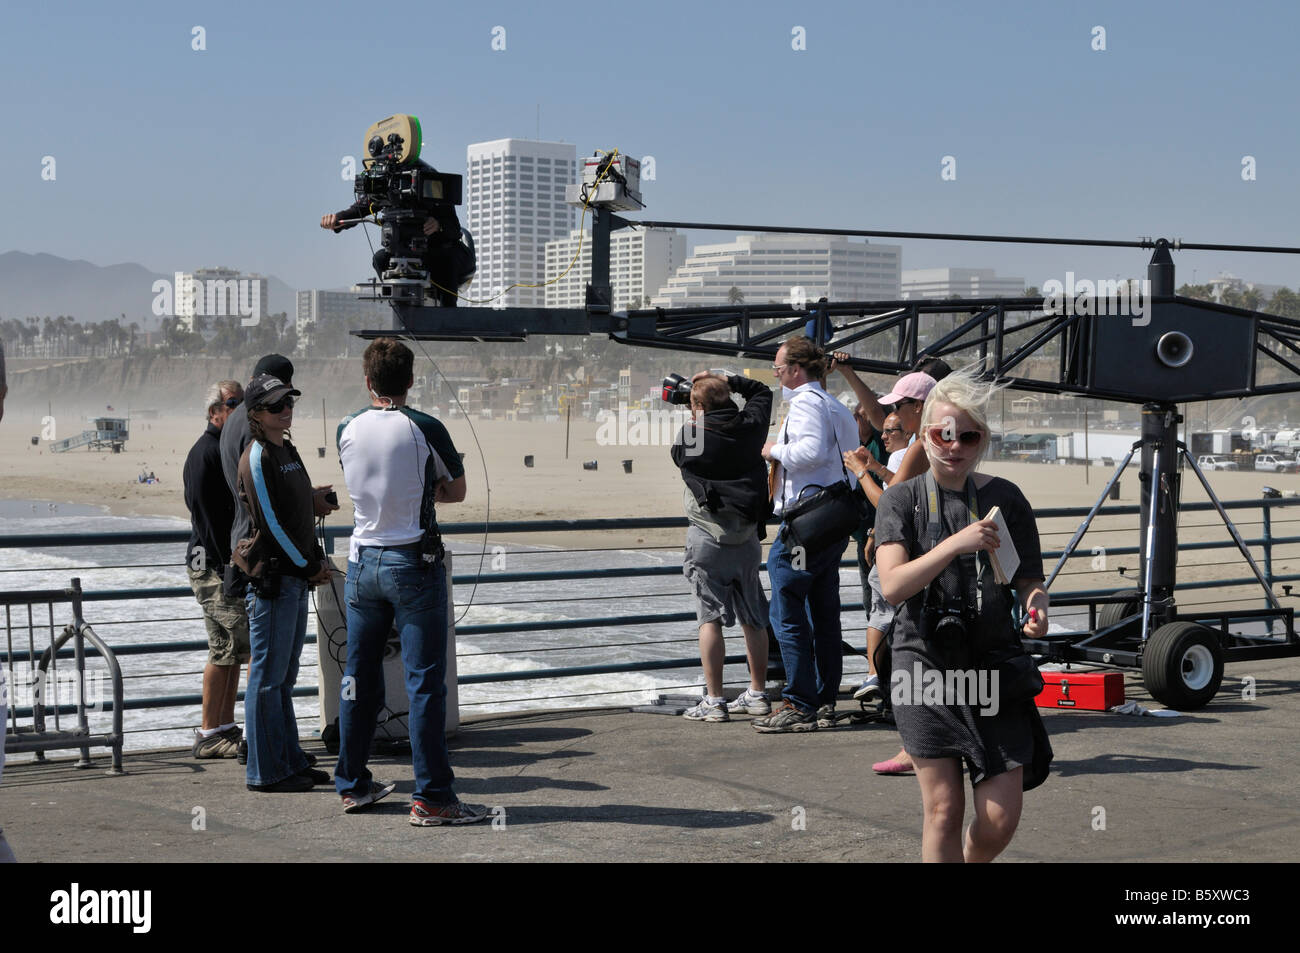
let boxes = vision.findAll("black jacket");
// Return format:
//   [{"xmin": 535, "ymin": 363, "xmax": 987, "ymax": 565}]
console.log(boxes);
[
  {"xmin": 183, "ymin": 422, "xmax": 235, "ymax": 571},
  {"xmin": 671, "ymin": 375, "xmax": 773, "ymax": 533}
]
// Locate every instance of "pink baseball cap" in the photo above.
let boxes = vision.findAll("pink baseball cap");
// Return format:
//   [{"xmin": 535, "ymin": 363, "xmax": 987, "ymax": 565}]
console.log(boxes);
[{"xmin": 879, "ymin": 372, "xmax": 937, "ymax": 405}]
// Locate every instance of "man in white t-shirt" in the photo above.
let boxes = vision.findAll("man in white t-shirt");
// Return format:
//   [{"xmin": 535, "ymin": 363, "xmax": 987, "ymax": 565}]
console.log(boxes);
[{"xmin": 333, "ymin": 338, "xmax": 487, "ymax": 826}]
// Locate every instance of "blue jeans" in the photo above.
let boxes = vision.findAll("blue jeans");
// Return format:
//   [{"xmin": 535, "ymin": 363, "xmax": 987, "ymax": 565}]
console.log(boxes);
[
  {"xmin": 335, "ymin": 547, "xmax": 455, "ymax": 805},
  {"xmin": 244, "ymin": 576, "xmax": 311, "ymax": 786},
  {"xmin": 768, "ymin": 530, "xmax": 848, "ymax": 713}
]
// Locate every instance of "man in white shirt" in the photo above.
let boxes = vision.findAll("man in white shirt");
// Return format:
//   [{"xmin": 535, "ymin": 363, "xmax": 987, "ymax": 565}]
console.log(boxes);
[
  {"xmin": 755, "ymin": 336, "xmax": 860, "ymax": 732},
  {"xmin": 334, "ymin": 338, "xmax": 487, "ymax": 825}
]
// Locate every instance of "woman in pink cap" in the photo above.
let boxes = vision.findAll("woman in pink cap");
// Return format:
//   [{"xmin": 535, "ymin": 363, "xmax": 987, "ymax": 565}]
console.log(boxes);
[{"xmin": 837, "ymin": 360, "xmax": 940, "ymax": 775}]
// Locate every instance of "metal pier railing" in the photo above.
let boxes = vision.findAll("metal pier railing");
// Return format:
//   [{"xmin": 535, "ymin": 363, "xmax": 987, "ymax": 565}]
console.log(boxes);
[{"xmin": 4, "ymin": 496, "xmax": 1300, "ymax": 755}]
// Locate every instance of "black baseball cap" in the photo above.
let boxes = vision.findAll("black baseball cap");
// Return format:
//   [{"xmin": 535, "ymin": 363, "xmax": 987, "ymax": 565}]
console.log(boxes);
[
  {"xmin": 245, "ymin": 373, "xmax": 302, "ymax": 409},
  {"xmin": 253, "ymin": 354, "xmax": 294, "ymax": 385}
]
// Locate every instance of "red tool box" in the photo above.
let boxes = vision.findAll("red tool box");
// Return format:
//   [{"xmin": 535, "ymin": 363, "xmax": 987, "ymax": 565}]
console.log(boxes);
[{"xmin": 1035, "ymin": 671, "xmax": 1125, "ymax": 711}]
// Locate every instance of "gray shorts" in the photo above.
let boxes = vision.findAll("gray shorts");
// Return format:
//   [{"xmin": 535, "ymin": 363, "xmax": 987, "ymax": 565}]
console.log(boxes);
[
  {"xmin": 188, "ymin": 566, "xmax": 251, "ymax": 665},
  {"xmin": 683, "ymin": 525, "xmax": 769, "ymax": 628},
  {"xmin": 867, "ymin": 564, "xmax": 896, "ymax": 633}
]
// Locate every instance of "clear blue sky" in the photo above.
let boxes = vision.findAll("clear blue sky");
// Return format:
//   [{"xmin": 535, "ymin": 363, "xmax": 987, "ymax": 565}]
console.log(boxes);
[{"xmin": 4, "ymin": 0, "xmax": 1298, "ymax": 293}]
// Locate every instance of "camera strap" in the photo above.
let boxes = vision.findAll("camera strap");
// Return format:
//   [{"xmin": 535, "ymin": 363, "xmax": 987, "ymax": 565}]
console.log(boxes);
[{"xmin": 923, "ymin": 471, "xmax": 982, "ymax": 614}]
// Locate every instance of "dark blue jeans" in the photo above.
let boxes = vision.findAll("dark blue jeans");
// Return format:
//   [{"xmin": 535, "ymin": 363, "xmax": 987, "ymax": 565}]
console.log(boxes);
[
  {"xmin": 244, "ymin": 576, "xmax": 311, "ymax": 786},
  {"xmin": 767, "ymin": 531, "xmax": 848, "ymax": 713},
  {"xmin": 334, "ymin": 547, "xmax": 455, "ymax": 805}
]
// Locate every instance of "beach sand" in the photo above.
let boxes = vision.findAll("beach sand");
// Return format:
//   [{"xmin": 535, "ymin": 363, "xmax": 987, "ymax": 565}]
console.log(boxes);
[{"xmin": 3, "ymin": 405, "xmax": 1299, "ymax": 608}]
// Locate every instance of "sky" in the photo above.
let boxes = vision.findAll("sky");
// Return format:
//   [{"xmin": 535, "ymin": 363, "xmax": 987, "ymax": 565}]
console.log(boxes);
[{"xmin": 4, "ymin": 0, "xmax": 1299, "ymax": 295}]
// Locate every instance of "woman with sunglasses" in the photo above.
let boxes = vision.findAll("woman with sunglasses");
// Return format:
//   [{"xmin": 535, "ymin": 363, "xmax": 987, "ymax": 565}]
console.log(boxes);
[
  {"xmin": 873, "ymin": 366, "xmax": 1052, "ymax": 861},
  {"xmin": 236, "ymin": 373, "xmax": 333, "ymax": 792}
]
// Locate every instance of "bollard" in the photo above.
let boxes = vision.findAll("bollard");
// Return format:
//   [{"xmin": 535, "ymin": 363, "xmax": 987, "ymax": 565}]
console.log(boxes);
[
  {"xmin": 524, "ymin": 455, "xmax": 534, "ymax": 468},
  {"xmin": 318, "ymin": 447, "xmax": 326, "ymax": 458},
  {"xmin": 622, "ymin": 460, "xmax": 633, "ymax": 474},
  {"xmin": 1109, "ymin": 481, "xmax": 1120, "ymax": 501}
]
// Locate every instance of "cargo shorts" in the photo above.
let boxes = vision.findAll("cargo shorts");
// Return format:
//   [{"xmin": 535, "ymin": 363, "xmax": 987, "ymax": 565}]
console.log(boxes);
[{"xmin": 188, "ymin": 566, "xmax": 251, "ymax": 665}]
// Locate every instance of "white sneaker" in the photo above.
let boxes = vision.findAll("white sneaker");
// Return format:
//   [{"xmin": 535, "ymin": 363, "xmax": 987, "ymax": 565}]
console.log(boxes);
[
  {"xmin": 683, "ymin": 697, "xmax": 730, "ymax": 722},
  {"xmin": 726, "ymin": 689, "xmax": 771, "ymax": 716}
]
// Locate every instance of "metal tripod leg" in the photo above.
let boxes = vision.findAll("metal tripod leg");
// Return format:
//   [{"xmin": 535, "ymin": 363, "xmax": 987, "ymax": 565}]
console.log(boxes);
[
  {"xmin": 1180, "ymin": 446, "xmax": 1281, "ymax": 611},
  {"xmin": 1044, "ymin": 443, "xmax": 1139, "ymax": 590}
]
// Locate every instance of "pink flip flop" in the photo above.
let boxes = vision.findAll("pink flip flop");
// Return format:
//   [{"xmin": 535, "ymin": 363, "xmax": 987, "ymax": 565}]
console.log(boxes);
[{"xmin": 872, "ymin": 759, "xmax": 915, "ymax": 775}]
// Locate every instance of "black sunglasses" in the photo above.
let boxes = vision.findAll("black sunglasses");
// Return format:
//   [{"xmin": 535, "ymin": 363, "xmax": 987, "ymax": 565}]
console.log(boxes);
[
  {"xmin": 223, "ymin": 397, "xmax": 243, "ymax": 409},
  {"xmin": 882, "ymin": 426, "xmax": 905, "ymax": 435},
  {"xmin": 259, "ymin": 395, "xmax": 295, "ymax": 414}
]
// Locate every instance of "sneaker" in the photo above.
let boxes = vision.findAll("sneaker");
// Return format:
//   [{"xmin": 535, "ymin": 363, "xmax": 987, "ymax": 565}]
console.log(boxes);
[
  {"xmin": 752, "ymin": 703, "xmax": 818, "ymax": 733},
  {"xmin": 853, "ymin": 675, "xmax": 883, "ymax": 703},
  {"xmin": 237, "ymin": 738, "xmax": 248, "ymax": 765},
  {"xmin": 193, "ymin": 729, "xmax": 239, "ymax": 759},
  {"xmin": 247, "ymin": 773, "xmax": 315, "ymax": 793},
  {"xmin": 726, "ymin": 689, "xmax": 771, "ymax": 716},
  {"xmin": 816, "ymin": 704, "xmax": 837, "ymax": 729},
  {"xmin": 682, "ymin": 698, "xmax": 730, "ymax": 722},
  {"xmin": 341, "ymin": 780, "xmax": 397, "ymax": 814},
  {"xmin": 409, "ymin": 799, "xmax": 490, "ymax": 826}
]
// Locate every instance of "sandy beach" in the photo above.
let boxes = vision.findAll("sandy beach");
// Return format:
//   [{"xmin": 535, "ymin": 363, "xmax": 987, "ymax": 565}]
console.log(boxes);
[{"xmin": 3, "ymin": 404, "xmax": 1299, "ymax": 605}]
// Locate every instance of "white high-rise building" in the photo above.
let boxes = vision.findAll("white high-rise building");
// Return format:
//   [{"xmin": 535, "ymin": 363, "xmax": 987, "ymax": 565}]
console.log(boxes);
[
  {"xmin": 544, "ymin": 228, "xmax": 687, "ymax": 310},
  {"xmin": 176, "ymin": 267, "xmax": 268, "ymax": 331},
  {"xmin": 465, "ymin": 139, "xmax": 578, "ymax": 308},
  {"xmin": 902, "ymin": 267, "xmax": 1026, "ymax": 299},
  {"xmin": 649, "ymin": 234, "xmax": 901, "ymax": 308}
]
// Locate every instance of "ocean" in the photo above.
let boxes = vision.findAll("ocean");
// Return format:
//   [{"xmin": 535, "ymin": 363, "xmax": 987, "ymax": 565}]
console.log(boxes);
[{"xmin": 1, "ymin": 499, "xmax": 873, "ymax": 753}]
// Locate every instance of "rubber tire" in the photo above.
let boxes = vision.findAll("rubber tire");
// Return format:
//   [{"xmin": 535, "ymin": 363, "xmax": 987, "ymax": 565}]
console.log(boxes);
[
  {"xmin": 1142, "ymin": 621, "xmax": 1224, "ymax": 710},
  {"xmin": 1097, "ymin": 589, "xmax": 1142, "ymax": 631}
]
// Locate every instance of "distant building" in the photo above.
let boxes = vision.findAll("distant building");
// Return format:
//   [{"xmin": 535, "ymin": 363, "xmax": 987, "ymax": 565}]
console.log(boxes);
[
  {"xmin": 295, "ymin": 288, "xmax": 390, "ymax": 344},
  {"xmin": 902, "ymin": 267, "xmax": 1026, "ymax": 300},
  {"xmin": 545, "ymin": 228, "xmax": 686, "ymax": 311},
  {"xmin": 1206, "ymin": 272, "xmax": 1286, "ymax": 305},
  {"xmin": 176, "ymin": 267, "xmax": 268, "ymax": 332},
  {"xmin": 465, "ymin": 139, "xmax": 579, "ymax": 309},
  {"xmin": 650, "ymin": 234, "xmax": 901, "ymax": 307}
]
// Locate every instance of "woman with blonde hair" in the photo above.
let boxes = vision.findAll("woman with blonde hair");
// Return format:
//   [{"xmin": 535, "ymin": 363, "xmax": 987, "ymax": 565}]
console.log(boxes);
[{"xmin": 873, "ymin": 365, "xmax": 1053, "ymax": 861}]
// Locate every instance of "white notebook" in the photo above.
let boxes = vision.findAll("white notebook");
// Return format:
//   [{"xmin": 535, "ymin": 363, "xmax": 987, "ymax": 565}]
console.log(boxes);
[{"xmin": 984, "ymin": 505, "xmax": 1020, "ymax": 585}]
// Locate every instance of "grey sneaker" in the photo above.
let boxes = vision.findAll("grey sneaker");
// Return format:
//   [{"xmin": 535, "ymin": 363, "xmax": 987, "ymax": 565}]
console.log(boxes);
[
  {"xmin": 853, "ymin": 674, "xmax": 883, "ymax": 703},
  {"xmin": 409, "ymin": 799, "xmax": 490, "ymax": 826},
  {"xmin": 683, "ymin": 698, "xmax": 730, "ymax": 722},
  {"xmin": 341, "ymin": 780, "xmax": 397, "ymax": 814},
  {"xmin": 816, "ymin": 704, "xmax": 838, "ymax": 729},
  {"xmin": 193, "ymin": 728, "xmax": 239, "ymax": 759},
  {"xmin": 752, "ymin": 703, "xmax": 818, "ymax": 733},
  {"xmin": 726, "ymin": 689, "xmax": 771, "ymax": 716}
]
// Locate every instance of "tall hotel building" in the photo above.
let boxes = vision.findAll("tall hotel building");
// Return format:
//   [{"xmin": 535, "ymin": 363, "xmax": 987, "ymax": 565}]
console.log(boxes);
[
  {"xmin": 465, "ymin": 139, "xmax": 578, "ymax": 308},
  {"xmin": 650, "ymin": 234, "xmax": 902, "ymax": 307},
  {"xmin": 544, "ymin": 228, "xmax": 687, "ymax": 311}
]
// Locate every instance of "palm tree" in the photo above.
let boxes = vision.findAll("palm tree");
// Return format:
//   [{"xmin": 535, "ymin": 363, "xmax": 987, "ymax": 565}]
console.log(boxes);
[{"xmin": 727, "ymin": 286, "xmax": 745, "ymax": 306}]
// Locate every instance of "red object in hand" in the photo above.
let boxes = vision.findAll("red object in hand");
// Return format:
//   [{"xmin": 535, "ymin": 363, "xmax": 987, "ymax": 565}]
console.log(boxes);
[{"xmin": 1029, "ymin": 608, "xmax": 1039, "ymax": 622}]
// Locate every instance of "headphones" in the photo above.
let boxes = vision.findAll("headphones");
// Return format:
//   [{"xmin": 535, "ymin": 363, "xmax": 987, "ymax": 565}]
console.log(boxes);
[{"xmin": 369, "ymin": 388, "xmax": 397, "ymax": 410}]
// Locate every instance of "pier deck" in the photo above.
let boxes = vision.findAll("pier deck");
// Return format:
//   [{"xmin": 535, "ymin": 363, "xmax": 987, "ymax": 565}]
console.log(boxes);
[{"xmin": 2, "ymin": 656, "xmax": 1296, "ymax": 863}]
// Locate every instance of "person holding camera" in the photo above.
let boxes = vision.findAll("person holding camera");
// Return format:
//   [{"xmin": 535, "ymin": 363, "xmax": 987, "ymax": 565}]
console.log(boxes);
[
  {"xmin": 756, "ymin": 336, "xmax": 860, "ymax": 732},
  {"xmin": 333, "ymin": 339, "xmax": 487, "ymax": 825},
  {"xmin": 874, "ymin": 366, "xmax": 1052, "ymax": 861},
  {"xmin": 236, "ymin": 373, "xmax": 333, "ymax": 793},
  {"xmin": 671, "ymin": 371, "xmax": 774, "ymax": 723}
]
